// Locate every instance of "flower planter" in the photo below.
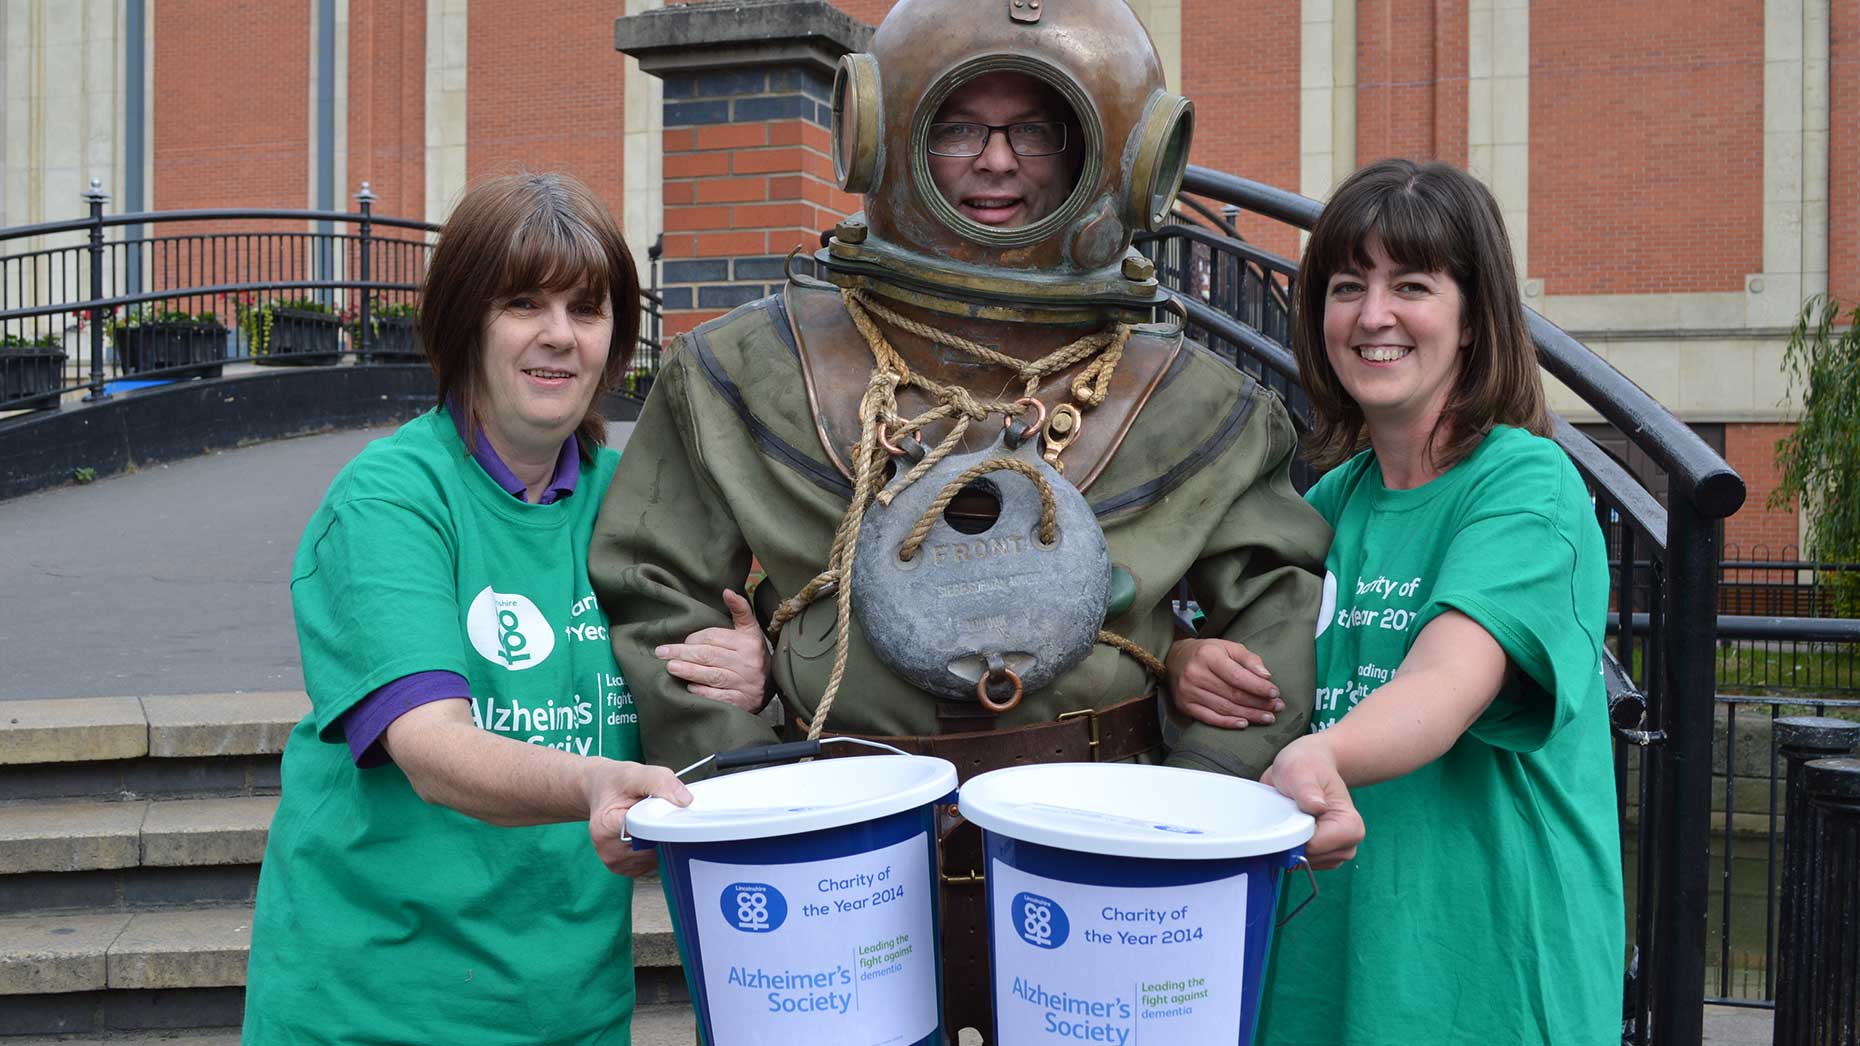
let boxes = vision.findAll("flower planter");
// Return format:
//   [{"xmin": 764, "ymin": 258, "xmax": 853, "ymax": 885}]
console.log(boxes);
[
  {"xmin": 0, "ymin": 348, "xmax": 67, "ymax": 411},
  {"xmin": 358, "ymin": 315, "xmax": 422, "ymax": 364},
  {"xmin": 253, "ymin": 307, "xmax": 342, "ymax": 366},
  {"xmin": 115, "ymin": 322, "xmax": 228, "ymax": 380}
]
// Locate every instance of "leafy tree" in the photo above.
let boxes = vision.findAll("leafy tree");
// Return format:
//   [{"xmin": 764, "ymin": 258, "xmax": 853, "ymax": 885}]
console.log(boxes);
[{"xmin": 1771, "ymin": 295, "xmax": 1860, "ymax": 615}]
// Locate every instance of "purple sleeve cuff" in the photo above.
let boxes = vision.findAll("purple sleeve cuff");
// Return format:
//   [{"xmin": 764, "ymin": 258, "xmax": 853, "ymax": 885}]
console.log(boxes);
[{"xmin": 340, "ymin": 671, "xmax": 471, "ymax": 768}]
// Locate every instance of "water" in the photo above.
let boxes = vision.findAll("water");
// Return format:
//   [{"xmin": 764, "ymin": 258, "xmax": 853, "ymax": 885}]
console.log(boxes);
[{"xmin": 1623, "ymin": 826, "xmax": 1781, "ymax": 1002}]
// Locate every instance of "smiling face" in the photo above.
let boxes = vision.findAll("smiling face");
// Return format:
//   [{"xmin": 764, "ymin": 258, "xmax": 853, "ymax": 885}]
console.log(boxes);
[
  {"xmin": 476, "ymin": 285, "xmax": 613, "ymax": 460},
  {"xmin": 1321, "ymin": 234, "xmax": 1472, "ymax": 438},
  {"xmin": 925, "ymin": 71, "xmax": 1081, "ymax": 228}
]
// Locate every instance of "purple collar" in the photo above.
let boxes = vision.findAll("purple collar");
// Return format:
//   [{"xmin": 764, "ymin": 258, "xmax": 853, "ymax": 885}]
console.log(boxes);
[
  {"xmin": 472, "ymin": 431, "xmax": 581, "ymax": 505},
  {"xmin": 447, "ymin": 404, "xmax": 580, "ymax": 505}
]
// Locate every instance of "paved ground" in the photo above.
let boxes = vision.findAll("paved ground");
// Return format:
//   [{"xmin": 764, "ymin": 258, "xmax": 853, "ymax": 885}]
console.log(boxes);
[
  {"xmin": 0, "ymin": 425, "xmax": 1776, "ymax": 1045},
  {"xmin": 1703, "ymin": 1004, "xmax": 1774, "ymax": 1046},
  {"xmin": 0, "ymin": 426, "xmax": 384, "ymax": 700},
  {"xmin": 0, "ymin": 422, "xmax": 632, "ymax": 702}
]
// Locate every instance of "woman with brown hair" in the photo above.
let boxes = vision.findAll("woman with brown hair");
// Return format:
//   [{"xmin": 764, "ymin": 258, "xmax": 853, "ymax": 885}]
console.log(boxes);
[
  {"xmin": 1170, "ymin": 159, "xmax": 1624, "ymax": 1044},
  {"xmin": 242, "ymin": 173, "xmax": 761, "ymax": 1044}
]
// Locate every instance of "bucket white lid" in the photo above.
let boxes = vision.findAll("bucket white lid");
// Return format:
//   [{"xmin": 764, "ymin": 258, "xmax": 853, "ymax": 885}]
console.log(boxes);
[
  {"xmin": 959, "ymin": 763, "xmax": 1315, "ymax": 859},
  {"xmin": 626, "ymin": 754, "xmax": 958, "ymax": 843}
]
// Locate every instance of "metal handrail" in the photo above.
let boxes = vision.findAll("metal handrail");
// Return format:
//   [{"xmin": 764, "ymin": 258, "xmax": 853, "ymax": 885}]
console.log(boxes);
[
  {"xmin": 1175, "ymin": 296, "xmax": 1300, "ymax": 390},
  {"xmin": 0, "ymin": 207, "xmax": 438, "ymax": 243},
  {"xmin": 1528, "ymin": 312, "xmax": 1745, "ymax": 518},
  {"xmin": 1553, "ymin": 417, "xmax": 1669, "ymax": 543},
  {"xmin": 0, "ymin": 185, "xmax": 662, "ymax": 412},
  {"xmin": 0, "ymin": 281, "xmax": 422, "ymax": 324},
  {"xmin": 1170, "ymin": 194, "xmax": 1242, "ymax": 238},
  {"xmin": 1613, "ymin": 613, "xmax": 1860, "ymax": 642},
  {"xmin": 1141, "ymin": 220, "xmax": 1297, "ymax": 277}
]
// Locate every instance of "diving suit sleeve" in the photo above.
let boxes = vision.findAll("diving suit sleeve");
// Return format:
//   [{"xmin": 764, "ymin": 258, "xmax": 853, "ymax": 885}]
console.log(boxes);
[
  {"xmin": 1165, "ymin": 390, "xmax": 1330, "ymax": 779},
  {"xmin": 589, "ymin": 345, "xmax": 781, "ymax": 772}
]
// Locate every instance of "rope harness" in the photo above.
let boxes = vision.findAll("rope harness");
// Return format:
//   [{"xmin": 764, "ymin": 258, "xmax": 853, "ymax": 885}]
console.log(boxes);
[{"xmin": 771, "ymin": 289, "xmax": 1169, "ymax": 740}]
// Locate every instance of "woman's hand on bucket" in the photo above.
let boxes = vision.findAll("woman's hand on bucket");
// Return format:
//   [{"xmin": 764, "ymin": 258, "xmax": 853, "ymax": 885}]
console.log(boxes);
[
  {"xmin": 584, "ymin": 762, "xmax": 693, "ymax": 876},
  {"xmin": 1165, "ymin": 638, "xmax": 1284, "ymax": 728},
  {"xmin": 1262, "ymin": 735, "xmax": 1364, "ymax": 869},
  {"xmin": 656, "ymin": 589, "xmax": 772, "ymax": 714}
]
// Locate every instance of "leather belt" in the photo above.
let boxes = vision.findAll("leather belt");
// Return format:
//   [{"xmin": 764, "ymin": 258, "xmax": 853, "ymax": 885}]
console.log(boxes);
[{"xmin": 795, "ymin": 692, "xmax": 1162, "ymax": 783}]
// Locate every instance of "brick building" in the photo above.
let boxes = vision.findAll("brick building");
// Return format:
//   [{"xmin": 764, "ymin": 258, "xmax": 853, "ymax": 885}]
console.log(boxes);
[{"xmin": 4, "ymin": 0, "xmax": 1853, "ymax": 555}]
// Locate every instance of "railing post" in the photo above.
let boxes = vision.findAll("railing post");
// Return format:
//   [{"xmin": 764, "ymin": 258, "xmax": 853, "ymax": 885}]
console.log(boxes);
[
  {"xmin": 1800, "ymin": 756, "xmax": 1860, "ymax": 1046},
  {"xmin": 354, "ymin": 182, "xmax": 376, "ymax": 359},
  {"xmin": 83, "ymin": 177, "xmax": 110, "ymax": 401},
  {"xmin": 649, "ymin": 233, "xmax": 663, "ymax": 357},
  {"xmin": 1776, "ymin": 718, "xmax": 1860, "ymax": 1046},
  {"xmin": 1650, "ymin": 501, "xmax": 1720, "ymax": 1046}
]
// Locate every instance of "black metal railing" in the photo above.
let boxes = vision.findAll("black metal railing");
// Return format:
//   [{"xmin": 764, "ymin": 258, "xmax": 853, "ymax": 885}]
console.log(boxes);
[
  {"xmin": 1137, "ymin": 166, "xmax": 1749, "ymax": 1046},
  {"xmin": 1608, "ymin": 568, "xmax": 1860, "ymax": 697},
  {"xmin": 0, "ymin": 181, "xmax": 662, "ymax": 414},
  {"xmin": 1719, "ymin": 550, "xmax": 1860, "ymax": 621},
  {"xmin": 1688, "ymin": 695, "xmax": 1860, "ymax": 1008}
]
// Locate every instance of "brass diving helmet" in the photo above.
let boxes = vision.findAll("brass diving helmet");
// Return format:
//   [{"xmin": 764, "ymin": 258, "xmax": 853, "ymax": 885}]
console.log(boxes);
[{"xmin": 820, "ymin": 0, "xmax": 1194, "ymax": 318}]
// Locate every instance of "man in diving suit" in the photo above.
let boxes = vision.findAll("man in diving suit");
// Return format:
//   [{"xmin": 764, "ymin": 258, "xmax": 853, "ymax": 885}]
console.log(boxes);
[{"xmin": 589, "ymin": 0, "xmax": 1332, "ymax": 1037}]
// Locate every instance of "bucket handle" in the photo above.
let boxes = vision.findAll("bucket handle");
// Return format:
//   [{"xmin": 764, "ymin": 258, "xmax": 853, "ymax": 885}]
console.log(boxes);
[
  {"xmin": 673, "ymin": 736, "xmax": 914, "ymax": 779},
  {"xmin": 623, "ymin": 738, "xmax": 915, "ymax": 848},
  {"xmin": 1275, "ymin": 854, "xmax": 1318, "ymax": 929}
]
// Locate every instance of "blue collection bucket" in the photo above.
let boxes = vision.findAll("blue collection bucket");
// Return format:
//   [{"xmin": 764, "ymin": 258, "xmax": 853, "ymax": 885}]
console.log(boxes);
[
  {"xmin": 626, "ymin": 739, "xmax": 958, "ymax": 1046},
  {"xmin": 959, "ymin": 763, "xmax": 1316, "ymax": 1046}
]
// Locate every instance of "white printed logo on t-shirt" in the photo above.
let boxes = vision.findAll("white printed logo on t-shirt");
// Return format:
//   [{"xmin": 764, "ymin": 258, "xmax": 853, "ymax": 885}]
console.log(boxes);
[
  {"xmin": 466, "ymin": 586, "xmax": 556, "ymax": 671},
  {"xmin": 1315, "ymin": 571, "xmax": 1338, "ymax": 638}
]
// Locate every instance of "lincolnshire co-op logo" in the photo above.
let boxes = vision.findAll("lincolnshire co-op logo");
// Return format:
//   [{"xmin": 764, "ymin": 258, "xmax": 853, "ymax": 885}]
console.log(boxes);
[
  {"xmin": 722, "ymin": 882, "xmax": 788, "ymax": 933},
  {"xmin": 466, "ymin": 587, "xmax": 556, "ymax": 671},
  {"xmin": 1013, "ymin": 892, "xmax": 1069, "ymax": 949}
]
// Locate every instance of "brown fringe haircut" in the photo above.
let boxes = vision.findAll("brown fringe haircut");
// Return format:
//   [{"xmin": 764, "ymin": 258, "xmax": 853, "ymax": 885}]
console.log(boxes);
[
  {"xmin": 419, "ymin": 172, "xmax": 641, "ymax": 453},
  {"xmin": 1291, "ymin": 158, "xmax": 1550, "ymax": 472}
]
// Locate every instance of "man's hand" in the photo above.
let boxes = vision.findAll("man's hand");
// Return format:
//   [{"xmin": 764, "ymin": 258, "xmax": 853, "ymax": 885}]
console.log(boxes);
[
  {"xmin": 584, "ymin": 761, "xmax": 692, "ymax": 877},
  {"xmin": 1262, "ymin": 734, "xmax": 1364, "ymax": 870},
  {"xmin": 656, "ymin": 589, "xmax": 770, "ymax": 713},
  {"xmin": 1165, "ymin": 638, "xmax": 1284, "ymax": 729}
]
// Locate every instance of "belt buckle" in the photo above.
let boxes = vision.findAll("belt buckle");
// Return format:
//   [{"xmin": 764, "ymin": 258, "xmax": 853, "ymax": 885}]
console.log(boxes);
[{"xmin": 1055, "ymin": 708, "xmax": 1102, "ymax": 761}]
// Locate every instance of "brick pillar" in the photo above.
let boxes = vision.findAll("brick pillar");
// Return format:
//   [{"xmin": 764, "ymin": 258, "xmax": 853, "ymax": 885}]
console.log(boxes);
[
  {"xmin": 616, "ymin": 1, "xmax": 871, "ymax": 338},
  {"xmin": 1723, "ymin": 422, "xmax": 1800, "ymax": 560}
]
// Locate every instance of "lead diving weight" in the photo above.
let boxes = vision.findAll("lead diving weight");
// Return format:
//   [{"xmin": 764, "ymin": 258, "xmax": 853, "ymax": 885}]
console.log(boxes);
[{"xmin": 851, "ymin": 427, "xmax": 1110, "ymax": 710}]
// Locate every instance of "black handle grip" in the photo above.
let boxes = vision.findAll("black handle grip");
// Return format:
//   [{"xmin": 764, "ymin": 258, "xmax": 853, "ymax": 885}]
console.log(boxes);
[{"xmin": 712, "ymin": 739, "xmax": 823, "ymax": 771}]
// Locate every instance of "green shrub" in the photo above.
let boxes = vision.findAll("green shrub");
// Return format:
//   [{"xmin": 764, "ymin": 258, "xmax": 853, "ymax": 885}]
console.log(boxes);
[
  {"xmin": 0, "ymin": 331, "xmax": 61, "ymax": 351},
  {"xmin": 1772, "ymin": 296, "xmax": 1860, "ymax": 616}
]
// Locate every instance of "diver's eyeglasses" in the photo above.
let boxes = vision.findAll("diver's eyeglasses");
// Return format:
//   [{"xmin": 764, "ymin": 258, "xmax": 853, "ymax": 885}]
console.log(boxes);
[{"xmin": 925, "ymin": 121, "xmax": 1068, "ymax": 158}]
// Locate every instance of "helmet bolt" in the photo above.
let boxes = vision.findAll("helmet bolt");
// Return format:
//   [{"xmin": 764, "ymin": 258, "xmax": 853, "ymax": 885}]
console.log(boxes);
[
  {"xmin": 836, "ymin": 218, "xmax": 869, "ymax": 244},
  {"xmin": 1121, "ymin": 255, "xmax": 1156, "ymax": 281}
]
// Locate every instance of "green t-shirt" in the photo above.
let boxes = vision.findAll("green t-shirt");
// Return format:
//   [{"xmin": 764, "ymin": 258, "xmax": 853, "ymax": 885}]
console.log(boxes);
[
  {"xmin": 1258, "ymin": 425, "xmax": 1624, "ymax": 1046},
  {"xmin": 244, "ymin": 410, "xmax": 644, "ymax": 1046}
]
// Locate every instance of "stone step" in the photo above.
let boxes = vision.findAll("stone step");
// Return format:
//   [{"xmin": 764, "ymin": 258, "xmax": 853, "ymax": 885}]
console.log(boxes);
[
  {"xmin": 0, "ymin": 909, "xmax": 250, "ymax": 998},
  {"xmin": 0, "ymin": 1031, "xmax": 243, "ymax": 1045},
  {"xmin": 633, "ymin": 1000, "xmax": 696, "ymax": 1045},
  {"xmin": 0, "ymin": 696, "xmax": 303, "ymax": 805},
  {"xmin": 0, "ymin": 797, "xmax": 277, "ymax": 877},
  {"xmin": 0, "ymin": 998, "xmax": 700, "ymax": 1045},
  {"xmin": 0, "ymin": 1008, "xmax": 970, "ymax": 1045},
  {"xmin": 0, "ymin": 695, "xmax": 305, "ymax": 769},
  {"xmin": 0, "ymin": 888, "xmax": 687, "ymax": 1037},
  {"xmin": 0, "ymin": 888, "xmax": 679, "ymax": 998}
]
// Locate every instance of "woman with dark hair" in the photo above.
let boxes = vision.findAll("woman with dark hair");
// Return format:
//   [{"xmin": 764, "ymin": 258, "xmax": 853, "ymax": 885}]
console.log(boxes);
[
  {"xmin": 1171, "ymin": 159, "xmax": 1623, "ymax": 1044},
  {"xmin": 243, "ymin": 173, "xmax": 762, "ymax": 1044}
]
